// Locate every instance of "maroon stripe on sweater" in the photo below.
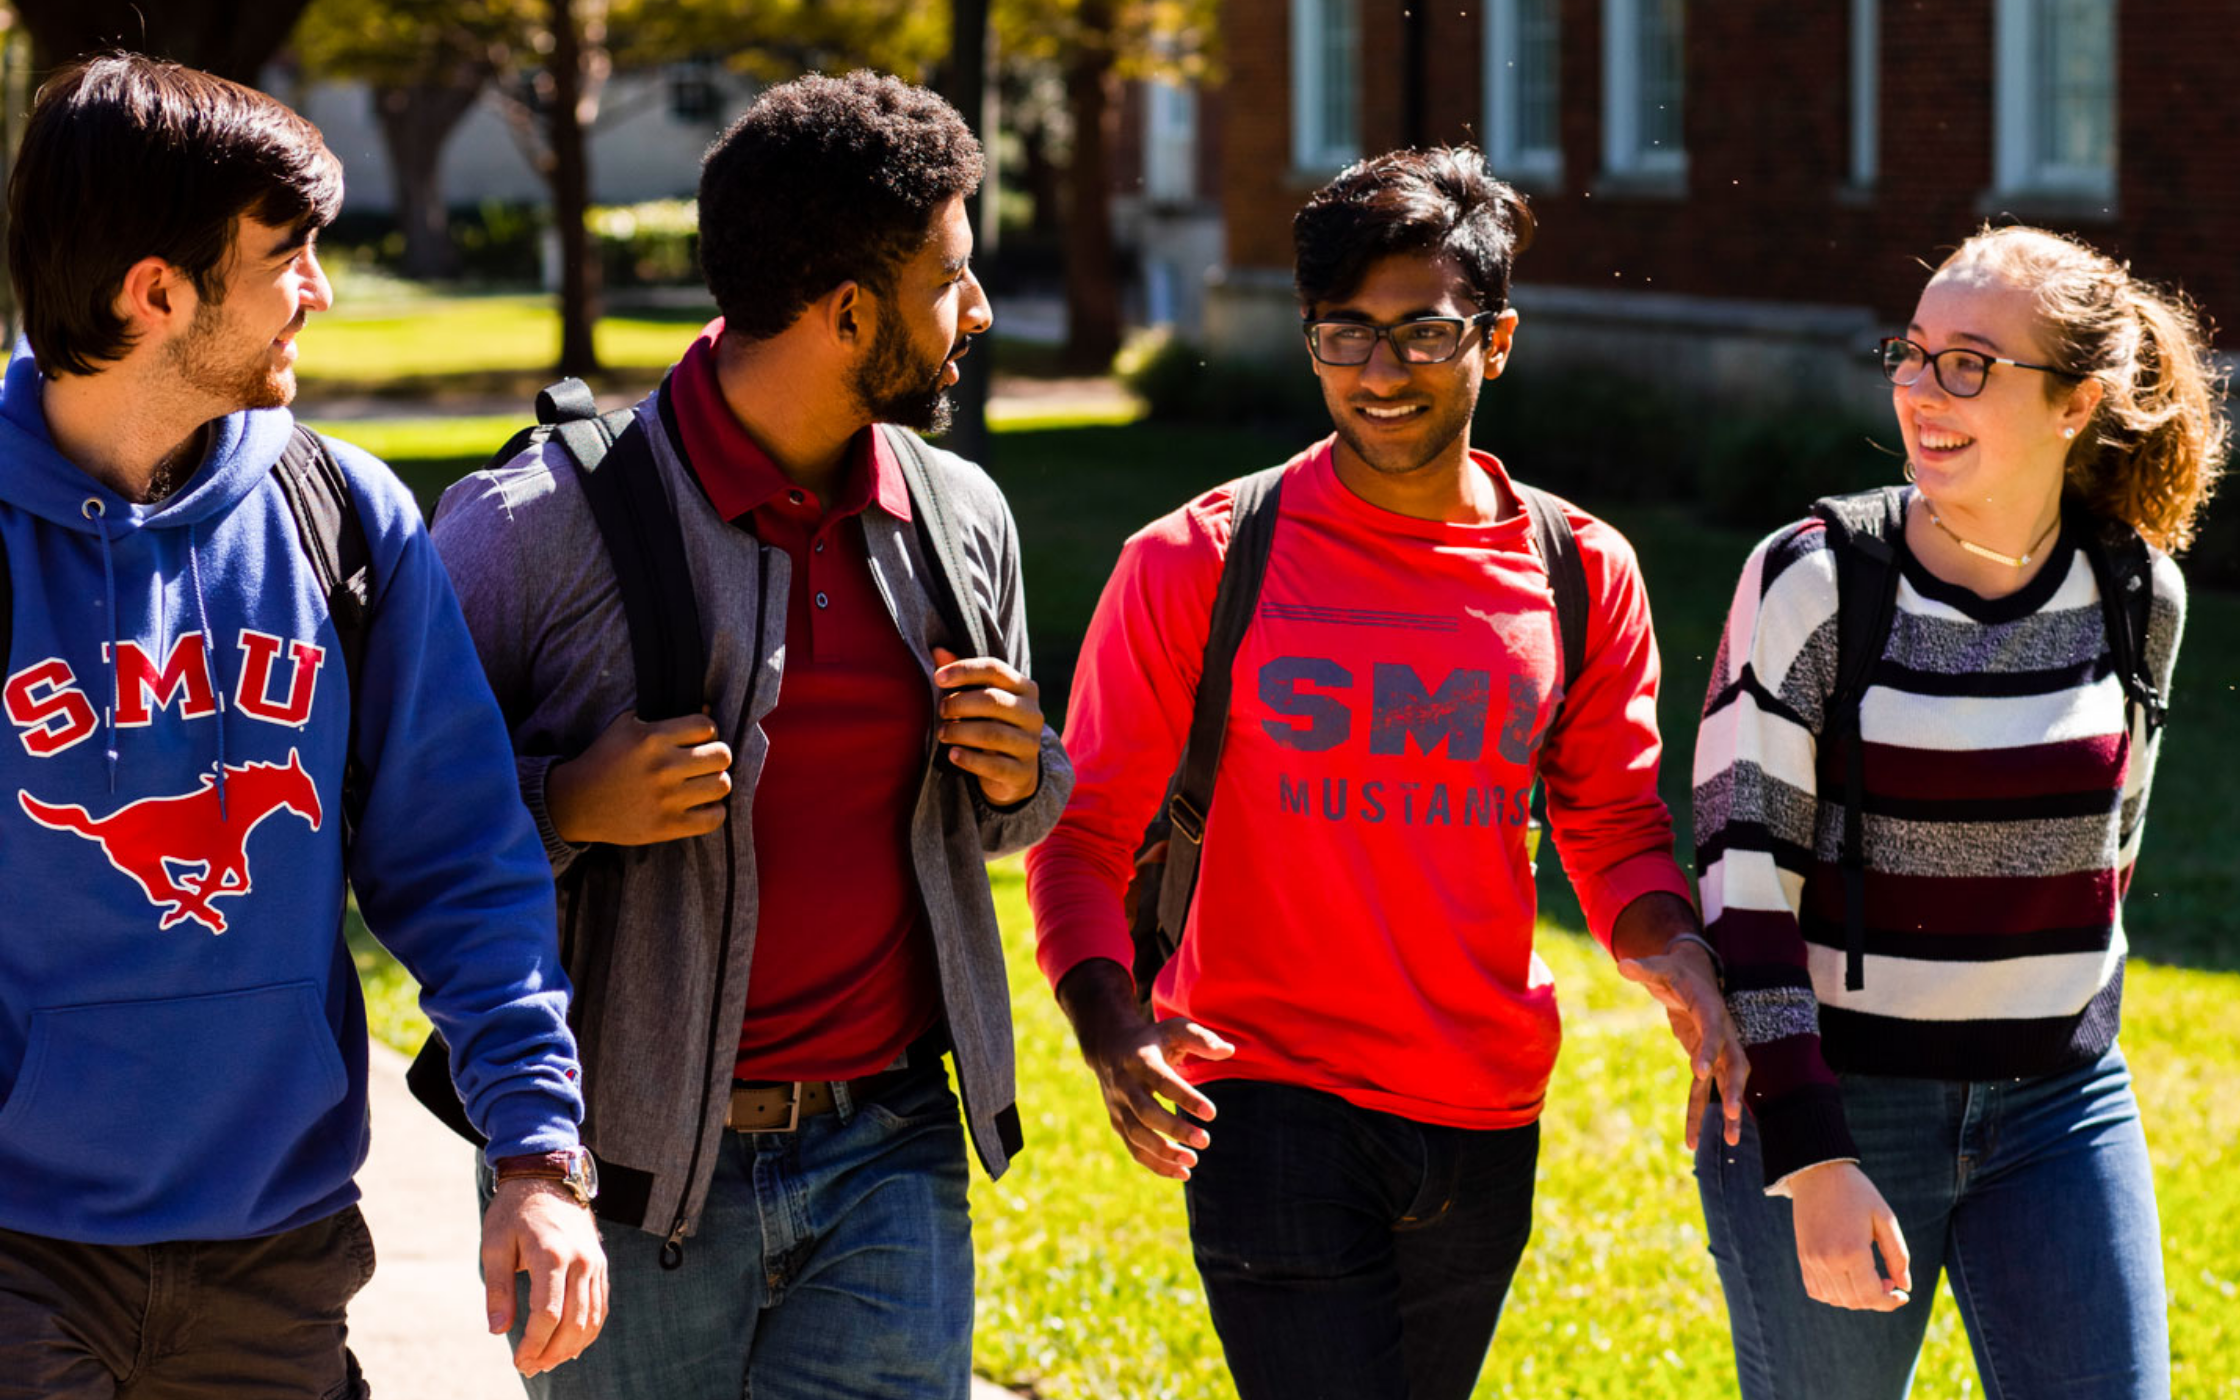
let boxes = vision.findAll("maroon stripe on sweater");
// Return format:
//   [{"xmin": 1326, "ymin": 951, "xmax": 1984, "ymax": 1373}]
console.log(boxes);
[
  {"xmin": 1830, "ymin": 733, "xmax": 2128, "ymax": 803},
  {"xmin": 1803, "ymin": 866, "xmax": 2116, "ymax": 936},
  {"xmin": 1738, "ymin": 1033, "xmax": 1838, "ymax": 1111},
  {"xmin": 1707, "ymin": 906, "xmax": 1814, "ymax": 966}
]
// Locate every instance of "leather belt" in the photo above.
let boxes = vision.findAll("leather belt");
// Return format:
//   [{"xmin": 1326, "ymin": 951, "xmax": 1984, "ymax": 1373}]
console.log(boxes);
[{"xmin": 726, "ymin": 1031, "xmax": 947, "ymax": 1134}]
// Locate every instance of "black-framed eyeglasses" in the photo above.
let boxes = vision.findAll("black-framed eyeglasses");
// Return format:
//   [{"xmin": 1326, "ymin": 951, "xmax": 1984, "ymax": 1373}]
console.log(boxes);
[
  {"xmin": 1304, "ymin": 312, "xmax": 1497, "ymax": 367},
  {"xmin": 1878, "ymin": 336, "xmax": 2077, "ymax": 398}
]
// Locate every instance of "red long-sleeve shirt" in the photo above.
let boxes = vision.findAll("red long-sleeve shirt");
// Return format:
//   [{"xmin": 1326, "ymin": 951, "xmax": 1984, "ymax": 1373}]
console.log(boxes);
[{"xmin": 1025, "ymin": 442, "xmax": 1689, "ymax": 1128}]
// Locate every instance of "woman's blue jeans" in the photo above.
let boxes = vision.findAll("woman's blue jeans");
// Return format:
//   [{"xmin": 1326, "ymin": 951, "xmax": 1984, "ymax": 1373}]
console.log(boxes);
[
  {"xmin": 1696, "ymin": 1043, "xmax": 2169, "ymax": 1399},
  {"xmin": 1182, "ymin": 1079, "xmax": 1540, "ymax": 1400}
]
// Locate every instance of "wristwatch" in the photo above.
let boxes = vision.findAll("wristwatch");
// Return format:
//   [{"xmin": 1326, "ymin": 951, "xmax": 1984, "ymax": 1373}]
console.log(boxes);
[{"xmin": 492, "ymin": 1147, "xmax": 599, "ymax": 1208}]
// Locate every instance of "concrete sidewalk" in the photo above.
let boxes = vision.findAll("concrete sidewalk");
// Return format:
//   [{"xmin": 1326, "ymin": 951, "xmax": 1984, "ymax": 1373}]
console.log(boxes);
[{"xmin": 354, "ymin": 1041, "xmax": 1018, "ymax": 1399}]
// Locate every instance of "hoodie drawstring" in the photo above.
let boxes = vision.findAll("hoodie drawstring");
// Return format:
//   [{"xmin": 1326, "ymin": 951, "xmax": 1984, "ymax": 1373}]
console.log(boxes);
[
  {"xmin": 187, "ymin": 524, "xmax": 229, "ymax": 820},
  {"xmin": 80, "ymin": 499, "xmax": 121, "ymax": 793}
]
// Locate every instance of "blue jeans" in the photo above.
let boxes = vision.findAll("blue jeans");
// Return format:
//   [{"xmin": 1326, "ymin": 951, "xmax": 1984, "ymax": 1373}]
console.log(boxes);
[
  {"xmin": 1182, "ymin": 1079, "xmax": 1539, "ymax": 1400},
  {"xmin": 1697, "ymin": 1043, "xmax": 2169, "ymax": 1400},
  {"xmin": 479, "ymin": 1065, "xmax": 974, "ymax": 1400}
]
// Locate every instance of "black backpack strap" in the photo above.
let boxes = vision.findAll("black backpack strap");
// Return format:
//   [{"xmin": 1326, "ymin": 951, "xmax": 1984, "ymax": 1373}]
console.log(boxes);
[
  {"xmin": 1130, "ymin": 464, "xmax": 1288, "ymax": 999},
  {"xmin": 559, "ymin": 379, "xmax": 707, "ymax": 723},
  {"xmin": 270, "ymin": 425, "xmax": 374, "ymax": 838},
  {"xmin": 2079, "ymin": 515, "xmax": 2166, "ymax": 737},
  {"xmin": 882, "ymin": 424, "xmax": 994, "ymax": 662},
  {"xmin": 1810, "ymin": 484, "xmax": 1909, "ymax": 992},
  {"xmin": 1513, "ymin": 484, "xmax": 1589, "ymax": 725}
]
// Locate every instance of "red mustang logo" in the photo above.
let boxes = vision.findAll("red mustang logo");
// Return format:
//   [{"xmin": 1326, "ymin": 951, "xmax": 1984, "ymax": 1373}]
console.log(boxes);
[{"xmin": 19, "ymin": 749, "xmax": 323, "ymax": 934}]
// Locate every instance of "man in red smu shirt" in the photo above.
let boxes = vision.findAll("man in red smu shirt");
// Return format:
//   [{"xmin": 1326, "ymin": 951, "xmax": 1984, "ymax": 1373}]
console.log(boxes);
[{"xmin": 1024, "ymin": 147, "xmax": 1746, "ymax": 1399}]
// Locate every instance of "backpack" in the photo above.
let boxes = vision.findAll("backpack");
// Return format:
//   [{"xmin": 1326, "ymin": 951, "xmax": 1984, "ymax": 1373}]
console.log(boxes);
[
  {"xmin": 0, "ymin": 425, "xmax": 374, "ymax": 828},
  {"xmin": 404, "ymin": 377, "xmax": 997, "ymax": 1151},
  {"xmin": 1125, "ymin": 468, "xmax": 1593, "ymax": 1012},
  {"xmin": 1810, "ymin": 484, "xmax": 2164, "ymax": 993}
]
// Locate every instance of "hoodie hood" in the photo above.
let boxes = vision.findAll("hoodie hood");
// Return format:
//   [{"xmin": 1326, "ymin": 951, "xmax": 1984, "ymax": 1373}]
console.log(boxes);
[{"xmin": 0, "ymin": 343, "xmax": 298, "ymax": 537}]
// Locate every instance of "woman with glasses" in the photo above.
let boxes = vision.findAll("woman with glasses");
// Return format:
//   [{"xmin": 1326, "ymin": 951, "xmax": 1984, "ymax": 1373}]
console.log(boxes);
[{"xmin": 1691, "ymin": 224, "xmax": 2225, "ymax": 1398}]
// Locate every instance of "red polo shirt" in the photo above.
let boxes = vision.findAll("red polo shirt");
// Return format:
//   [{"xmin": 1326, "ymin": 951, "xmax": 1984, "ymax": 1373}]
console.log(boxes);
[{"xmin": 670, "ymin": 321, "xmax": 941, "ymax": 1082}]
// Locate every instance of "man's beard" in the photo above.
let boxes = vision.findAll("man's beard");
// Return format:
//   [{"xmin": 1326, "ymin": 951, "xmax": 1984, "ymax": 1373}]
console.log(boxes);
[
  {"xmin": 167, "ymin": 301, "xmax": 297, "ymax": 412},
  {"xmin": 851, "ymin": 312, "xmax": 959, "ymax": 435}
]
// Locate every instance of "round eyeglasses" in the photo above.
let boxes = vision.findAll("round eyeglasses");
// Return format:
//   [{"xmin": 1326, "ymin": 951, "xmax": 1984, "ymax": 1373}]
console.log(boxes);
[
  {"xmin": 1304, "ymin": 313, "xmax": 1497, "ymax": 367},
  {"xmin": 1879, "ymin": 336, "xmax": 2076, "ymax": 398}
]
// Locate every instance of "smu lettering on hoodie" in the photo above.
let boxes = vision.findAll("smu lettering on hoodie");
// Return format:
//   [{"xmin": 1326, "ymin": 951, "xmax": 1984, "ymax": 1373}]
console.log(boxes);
[{"xmin": 0, "ymin": 348, "xmax": 582, "ymax": 1246}]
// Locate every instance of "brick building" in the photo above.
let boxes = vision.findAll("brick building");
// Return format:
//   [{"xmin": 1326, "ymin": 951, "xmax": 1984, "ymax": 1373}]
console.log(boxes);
[{"xmin": 1205, "ymin": 0, "xmax": 2238, "ymax": 414}]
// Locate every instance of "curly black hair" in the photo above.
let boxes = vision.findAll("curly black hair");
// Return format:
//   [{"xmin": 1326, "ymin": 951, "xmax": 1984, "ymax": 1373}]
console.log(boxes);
[
  {"xmin": 1292, "ymin": 146, "xmax": 1535, "ymax": 318},
  {"xmin": 698, "ymin": 71, "xmax": 983, "ymax": 340}
]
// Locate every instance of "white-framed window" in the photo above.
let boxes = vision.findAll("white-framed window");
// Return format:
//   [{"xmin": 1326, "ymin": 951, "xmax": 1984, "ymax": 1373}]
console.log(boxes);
[
  {"xmin": 1995, "ymin": 0, "xmax": 2117, "ymax": 199},
  {"xmin": 1851, "ymin": 0, "xmax": 1878, "ymax": 186},
  {"xmin": 1485, "ymin": 0, "xmax": 1563, "ymax": 184},
  {"xmin": 1602, "ymin": 0, "xmax": 1685, "ymax": 179},
  {"xmin": 1291, "ymin": 0, "xmax": 1361, "ymax": 172},
  {"xmin": 1145, "ymin": 78, "xmax": 1199, "ymax": 204}
]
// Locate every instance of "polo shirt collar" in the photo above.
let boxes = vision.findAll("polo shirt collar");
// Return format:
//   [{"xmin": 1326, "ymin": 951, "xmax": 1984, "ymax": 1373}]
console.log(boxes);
[{"xmin": 670, "ymin": 318, "xmax": 913, "ymax": 524}]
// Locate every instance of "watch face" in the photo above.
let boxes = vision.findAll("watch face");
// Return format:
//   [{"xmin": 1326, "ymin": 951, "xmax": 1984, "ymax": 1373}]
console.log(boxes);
[{"xmin": 569, "ymin": 1148, "xmax": 600, "ymax": 1202}]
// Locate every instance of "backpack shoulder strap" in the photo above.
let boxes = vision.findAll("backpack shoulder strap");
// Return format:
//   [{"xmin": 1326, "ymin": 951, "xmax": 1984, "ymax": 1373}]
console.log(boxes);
[
  {"xmin": 270, "ymin": 425, "xmax": 373, "ymax": 835},
  {"xmin": 881, "ymin": 424, "xmax": 994, "ymax": 662},
  {"xmin": 1151, "ymin": 463, "xmax": 1289, "ymax": 942},
  {"xmin": 550, "ymin": 378, "xmax": 707, "ymax": 723},
  {"xmin": 1807, "ymin": 484, "xmax": 1909, "ymax": 992},
  {"xmin": 2079, "ymin": 513, "xmax": 2166, "ymax": 736},
  {"xmin": 1512, "ymin": 483, "xmax": 1589, "ymax": 720}
]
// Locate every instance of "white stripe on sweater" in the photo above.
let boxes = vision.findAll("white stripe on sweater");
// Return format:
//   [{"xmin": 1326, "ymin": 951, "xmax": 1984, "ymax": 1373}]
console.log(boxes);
[{"xmin": 1805, "ymin": 928, "xmax": 2125, "ymax": 1021}]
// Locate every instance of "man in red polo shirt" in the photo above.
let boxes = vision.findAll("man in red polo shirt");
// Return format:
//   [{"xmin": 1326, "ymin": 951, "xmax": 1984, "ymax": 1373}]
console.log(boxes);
[
  {"xmin": 1024, "ymin": 147, "xmax": 1744, "ymax": 1398},
  {"xmin": 433, "ymin": 72, "xmax": 1070, "ymax": 1400}
]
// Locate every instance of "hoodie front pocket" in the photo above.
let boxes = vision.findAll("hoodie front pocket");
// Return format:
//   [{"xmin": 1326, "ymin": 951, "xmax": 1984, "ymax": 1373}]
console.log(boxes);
[{"xmin": 0, "ymin": 981, "xmax": 349, "ymax": 1231}]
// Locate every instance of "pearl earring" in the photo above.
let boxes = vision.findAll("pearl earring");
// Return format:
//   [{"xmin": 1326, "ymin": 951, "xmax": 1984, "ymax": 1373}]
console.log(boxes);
[{"xmin": 2063, "ymin": 428, "xmax": 2078, "ymax": 440}]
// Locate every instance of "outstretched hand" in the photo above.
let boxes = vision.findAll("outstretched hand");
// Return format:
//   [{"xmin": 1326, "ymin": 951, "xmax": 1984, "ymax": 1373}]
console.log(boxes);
[
  {"xmin": 1056, "ymin": 958, "xmax": 1235, "ymax": 1179},
  {"xmin": 1618, "ymin": 938, "xmax": 1750, "ymax": 1150}
]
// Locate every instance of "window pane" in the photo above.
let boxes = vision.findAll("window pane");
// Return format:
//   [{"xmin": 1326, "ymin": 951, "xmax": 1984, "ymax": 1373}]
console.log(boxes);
[
  {"xmin": 1322, "ymin": 0, "xmax": 1359, "ymax": 158},
  {"xmin": 2037, "ymin": 0, "xmax": 2113, "ymax": 174},
  {"xmin": 1518, "ymin": 0, "xmax": 1561, "ymax": 154},
  {"xmin": 1637, "ymin": 0, "xmax": 1685, "ymax": 155}
]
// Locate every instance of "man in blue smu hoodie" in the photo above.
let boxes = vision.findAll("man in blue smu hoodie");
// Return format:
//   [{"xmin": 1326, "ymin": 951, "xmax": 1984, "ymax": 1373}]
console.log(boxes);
[{"xmin": 0, "ymin": 57, "xmax": 606, "ymax": 1396}]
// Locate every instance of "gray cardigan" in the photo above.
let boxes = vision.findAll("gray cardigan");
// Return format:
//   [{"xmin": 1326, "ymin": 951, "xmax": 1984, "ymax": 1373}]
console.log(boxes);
[{"xmin": 431, "ymin": 390, "xmax": 1070, "ymax": 1245}]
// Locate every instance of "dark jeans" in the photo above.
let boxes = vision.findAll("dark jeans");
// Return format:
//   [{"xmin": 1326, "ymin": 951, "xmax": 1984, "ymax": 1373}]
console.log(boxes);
[
  {"xmin": 1183, "ymin": 1079, "xmax": 1540, "ymax": 1400},
  {"xmin": 0, "ymin": 1206, "xmax": 376, "ymax": 1400}
]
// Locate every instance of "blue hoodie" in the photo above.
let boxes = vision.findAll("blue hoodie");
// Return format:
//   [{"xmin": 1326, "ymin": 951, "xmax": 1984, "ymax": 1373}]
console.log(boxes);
[{"xmin": 0, "ymin": 350, "xmax": 581, "ymax": 1245}]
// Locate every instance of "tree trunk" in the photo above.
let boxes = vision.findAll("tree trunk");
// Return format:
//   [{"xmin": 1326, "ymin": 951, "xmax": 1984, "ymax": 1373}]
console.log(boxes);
[
  {"xmin": 939, "ymin": 0, "xmax": 993, "ymax": 462},
  {"xmin": 373, "ymin": 79, "xmax": 483, "ymax": 282},
  {"xmin": 1061, "ymin": 0, "xmax": 1122, "ymax": 373},
  {"xmin": 14, "ymin": 0, "xmax": 314, "ymax": 85},
  {"xmin": 547, "ymin": 0, "xmax": 600, "ymax": 377}
]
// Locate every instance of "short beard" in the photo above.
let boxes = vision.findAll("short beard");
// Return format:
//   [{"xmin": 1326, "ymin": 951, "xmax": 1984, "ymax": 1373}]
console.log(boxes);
[
  {"xmin": 167, "ymin": 299, "xmax": 295, "ymax": 412},
  {"xmin": 851, "ymin": 312, "xmax": 955, "ymax": 435}
]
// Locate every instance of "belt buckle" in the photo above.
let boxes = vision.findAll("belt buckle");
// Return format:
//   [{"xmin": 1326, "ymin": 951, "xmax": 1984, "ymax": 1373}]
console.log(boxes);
[{"xmin": 780, "ymin": 1081, "xmax": 803, "ymax": 1133}]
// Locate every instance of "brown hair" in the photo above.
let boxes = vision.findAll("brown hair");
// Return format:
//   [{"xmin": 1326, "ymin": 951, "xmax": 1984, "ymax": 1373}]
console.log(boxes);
[
  {"xmin": 1938, "ymin": 225, "xmax": 2228, "ymax": 553},
  {"xmin": 1293, "ymin": 146, "xmax": 1536, "ymax": 317},
  {"xmin": 7, "ymin": 55, "xmax": 343, "ymax": 377}
]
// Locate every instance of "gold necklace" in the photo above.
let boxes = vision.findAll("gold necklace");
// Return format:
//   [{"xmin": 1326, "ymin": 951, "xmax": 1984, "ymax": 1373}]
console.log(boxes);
[{"xmin": 1923, "ymin": 501, "xmax": 2061, "ymax": 568}]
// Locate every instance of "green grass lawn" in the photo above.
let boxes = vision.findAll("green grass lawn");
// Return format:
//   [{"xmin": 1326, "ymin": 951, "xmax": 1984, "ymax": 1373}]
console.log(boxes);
[{"xmin": 346, "ymin": 407, "xmax": 2240, "ymax": 1396}]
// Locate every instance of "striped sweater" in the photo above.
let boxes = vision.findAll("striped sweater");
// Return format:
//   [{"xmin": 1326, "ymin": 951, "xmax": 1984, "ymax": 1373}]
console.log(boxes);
[{"xmin": 1693, "ymin": 505, "xmax": 2185, "ymax": 1185}]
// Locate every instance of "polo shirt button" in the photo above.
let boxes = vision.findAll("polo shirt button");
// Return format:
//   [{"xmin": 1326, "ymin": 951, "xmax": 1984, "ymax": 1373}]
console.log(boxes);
[
  {"xmin": 788, "ymin": 490, "xmax": 805, "ymax": 505},
  {"xmin": 815, "ymin": 591, "xmax": 830, "ymax": 609},
  {"xmin": 814, "ymin": 539, "xmax": 826, "ymax": 554}
]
